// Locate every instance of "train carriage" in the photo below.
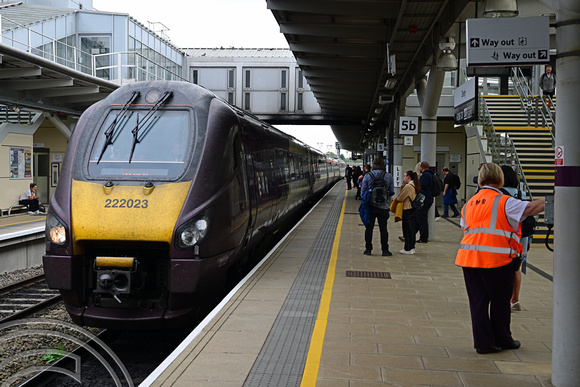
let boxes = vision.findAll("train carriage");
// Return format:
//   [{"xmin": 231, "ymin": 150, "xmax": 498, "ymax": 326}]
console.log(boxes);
[{"xmin": 43, "ymin": 81, "xmax": 343, "ymax": 329}]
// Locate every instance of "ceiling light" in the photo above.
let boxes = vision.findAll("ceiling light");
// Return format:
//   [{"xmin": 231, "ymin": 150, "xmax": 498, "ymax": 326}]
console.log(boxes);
[
  {"xmin": 384, "ymin": 77, "xmax": 398, "ymax": 89},
  {"xmin": 374, "ymin": 108, "xmax": 383, "ymax": 114},
  {"xmin": 371, "ymin": 116, "xmax": 378, "ymax": 121},
  {"xmin": 437, "ymin": 37, "xmax": 457, "ymax": 71},
  {"xmin": 483, "ymin": 0, "xmax": 519, "ymax": 17}
]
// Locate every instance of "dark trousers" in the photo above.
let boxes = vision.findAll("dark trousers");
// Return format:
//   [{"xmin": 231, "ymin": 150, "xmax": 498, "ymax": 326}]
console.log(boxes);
[
  {"xmin": 443, "ymin": 203, "xmax": 459, "ymax": 216},
  {"xmin": 346, "ymin": 176, "xmax": 352, "ymax": 190},
  {"xmin": 19, "ymin": 198, "xmax": 39, "ymax": 212},
  {"xmin": 365, "ymin": 206, "xmax": 389, "ymax": 252},
  {"xmin": 462, "ymin": 265, "xmax": 515, "ymax": 349},
  {"xmin": 402, "ymin": 209, "xmax": 416, "ymax": 251},
  {"xmin": 415, "ymin": 200, "xmax": 432, "ymax": 242}
]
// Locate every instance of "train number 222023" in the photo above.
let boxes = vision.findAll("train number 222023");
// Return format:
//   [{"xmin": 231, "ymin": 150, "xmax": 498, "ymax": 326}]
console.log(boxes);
[{"xmin": 104, "ymin": 199, "xmax": 149, "ymax": 209}]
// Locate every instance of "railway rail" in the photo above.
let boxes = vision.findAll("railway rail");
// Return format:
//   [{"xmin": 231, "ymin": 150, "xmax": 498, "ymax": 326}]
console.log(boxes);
[{"xmin": 0, "ymin": 274, "xmax": 62, "ymax": 323}]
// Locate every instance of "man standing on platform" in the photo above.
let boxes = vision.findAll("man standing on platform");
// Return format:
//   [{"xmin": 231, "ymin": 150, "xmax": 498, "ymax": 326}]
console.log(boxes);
[
  {"xmin": 345, "ymin": 164, "xmax": 353, "ymax": 190},
  {"xmin": 361, "ymin": 158, "xmax": 394, "ymax": 256},
  {"xmin": 442, "ymin": 167, "xmax": 460, "ymax": 218},
  {"xmin": 416, "ymin": 161, "xmax": 434, "ymax": 243}
]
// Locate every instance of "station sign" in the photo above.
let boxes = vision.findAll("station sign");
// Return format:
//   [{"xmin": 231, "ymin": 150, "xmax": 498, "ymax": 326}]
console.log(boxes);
[
  {"xmin": 394, "ymin": 165, "xmax": 402, "ymax": 188},
  {"xmin": 399, "ymin": 116, "xmax": 419, "ymax": 136},
  {"xmin": 466, "ymin": 16, "xmax": 550, "ymax": 66},
  {"xmin": 454, "ymin": 77, "xmax": 478, "ymax": 125}
]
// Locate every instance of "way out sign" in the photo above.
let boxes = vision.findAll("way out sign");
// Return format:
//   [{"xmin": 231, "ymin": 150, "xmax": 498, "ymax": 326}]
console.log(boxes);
[
  {"xmin": 399, "ymin": 116, "xmax": 418, "ymax": 136},
  {"xmin": 467, "ymin": 16, "xmax": 550, "ymax": 66}
]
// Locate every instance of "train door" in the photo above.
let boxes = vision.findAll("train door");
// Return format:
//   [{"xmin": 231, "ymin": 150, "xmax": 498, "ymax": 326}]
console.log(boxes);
[{"xmin": 33, "ymin": 148, "xmax": 50, "ymax": 203}]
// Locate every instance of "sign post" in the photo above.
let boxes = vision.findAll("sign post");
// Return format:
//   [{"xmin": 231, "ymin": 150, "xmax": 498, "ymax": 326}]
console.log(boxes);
[
  {"xmin": 467, "ymin": 16, "xmax": 550, "ymax": 66},
  {"xmin": 399, "ymin": 116, "xmax": 419, "ymax": 136}
]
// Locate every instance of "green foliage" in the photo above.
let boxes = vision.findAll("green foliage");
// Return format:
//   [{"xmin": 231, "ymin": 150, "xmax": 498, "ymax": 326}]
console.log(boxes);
[{"xmin": 42, "ymin": 345, "xmax": 65, "ymax": 364}]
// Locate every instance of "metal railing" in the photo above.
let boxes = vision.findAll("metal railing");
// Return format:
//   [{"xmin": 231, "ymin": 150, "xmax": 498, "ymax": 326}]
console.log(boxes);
[
  {"xmin": 479, "ymin": 97, "xmax": 533, "ymax": 200},
  {"xmin": 1, "ymin": 14, "xmax": 186, "ymax": 84},
  {"xmin": 511, "ymin": 67, "xmax": 555, "ymax": 140}
]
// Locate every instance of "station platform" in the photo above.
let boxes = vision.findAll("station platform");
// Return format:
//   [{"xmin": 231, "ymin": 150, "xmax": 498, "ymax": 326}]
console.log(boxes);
[
  {"xmin": 0, "ymin": 211, "xmax": 45, "ymax": 238},
  {"xmin": 145, "ymin": 182, "xmax": 554, "ymax": 387}
]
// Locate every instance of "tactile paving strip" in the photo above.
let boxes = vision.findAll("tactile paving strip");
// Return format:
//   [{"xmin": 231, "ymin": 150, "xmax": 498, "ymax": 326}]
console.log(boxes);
[{"xmin": 243, "ymin": 189, "xmax": 344, "ymax": 387}]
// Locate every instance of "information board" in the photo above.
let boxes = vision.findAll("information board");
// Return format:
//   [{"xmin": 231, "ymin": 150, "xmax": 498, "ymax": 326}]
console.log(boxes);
[{"xmin": 467, "ymin": 16, "xmax": 550, "ymax": 66}]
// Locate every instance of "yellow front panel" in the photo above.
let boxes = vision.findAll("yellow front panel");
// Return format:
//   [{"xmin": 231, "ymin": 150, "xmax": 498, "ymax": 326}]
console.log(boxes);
[{"xmin": 71, "ymin": 180, "xmax": 191, "ymax": 247}]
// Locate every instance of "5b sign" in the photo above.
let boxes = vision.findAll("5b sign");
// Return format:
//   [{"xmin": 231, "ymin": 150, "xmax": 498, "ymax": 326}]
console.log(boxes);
[{"xmin": 399, "ymin": 116, "xmax": 419, "ymax": 135}]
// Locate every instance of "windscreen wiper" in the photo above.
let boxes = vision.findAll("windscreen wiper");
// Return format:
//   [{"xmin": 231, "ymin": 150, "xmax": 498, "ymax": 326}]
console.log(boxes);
[
  {"xmin": 97, "ymin": 91, "xmax": 140, "ymax": 164},
  {"xmin": 128, "ymin": 91, "xmax": 173, "ymax": 163}
]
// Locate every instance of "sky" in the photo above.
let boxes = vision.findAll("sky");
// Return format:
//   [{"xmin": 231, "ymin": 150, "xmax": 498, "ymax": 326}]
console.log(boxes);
[{"xmin": 92, "ymin": 0, "xmax": 343, "ymax": 155}]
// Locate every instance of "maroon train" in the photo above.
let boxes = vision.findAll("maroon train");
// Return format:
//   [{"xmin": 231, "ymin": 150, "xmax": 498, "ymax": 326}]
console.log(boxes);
[{"xmin": 43, "ymin": 81, "xmax": 344, "ymax": 329}]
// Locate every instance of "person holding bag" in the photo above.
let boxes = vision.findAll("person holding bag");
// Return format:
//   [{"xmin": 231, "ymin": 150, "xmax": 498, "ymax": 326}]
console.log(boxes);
[
  {"xmin": 455, "ymin": 163, "xmax": 544, "ymax": 355},
  {"xmin": 395, "ymin": 171, "xmax": 420, "ymax": 255}
]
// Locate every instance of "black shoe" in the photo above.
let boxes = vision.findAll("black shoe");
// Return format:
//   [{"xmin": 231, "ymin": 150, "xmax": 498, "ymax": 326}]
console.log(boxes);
[
  {"xmin": 441, "ymin": 214, "xmax": 449, "ymax": 218},
  {"xmin": 501, "ymin": 340, "xmax": 521, "ymax": 350},
  {"xmin": 382, "ymin": 250, "xmax": 392, "ymax": 257},
  {"xmin": 363, "ymin": 249, "xmax": 371, "ymax": 256},
  {"xmin": 476, "ymin": 346, "xmax": 502, "ymax": 354},
  {"xmin": 452, "ymin": 213, "xmax": 460, "ymax": 218},
  {"xmin": 416, "ymin": 240, "xmax": 428, "ymax": 243}
]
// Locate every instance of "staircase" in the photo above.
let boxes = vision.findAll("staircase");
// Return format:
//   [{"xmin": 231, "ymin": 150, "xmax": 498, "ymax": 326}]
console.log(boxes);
[{"xmin": 482, "ymin": 95, "xmax": 554, "ymax": 244}]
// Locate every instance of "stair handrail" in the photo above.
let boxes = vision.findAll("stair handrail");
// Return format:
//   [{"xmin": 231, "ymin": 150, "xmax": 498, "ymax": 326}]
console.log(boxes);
[
  {"xmin": 510, "ymin": 67, "xmax": 556, "ymax": 140},
  {"xmin": 511, "ymin": 67, "xmax": 534, "ymax": 111},
  {"xmin": 478, "ymin": 97, "xmax": 533, "ymax": 200},
  {"xmin": 536, "ymin": 95, "xmax": 556, "ymax": 141}
]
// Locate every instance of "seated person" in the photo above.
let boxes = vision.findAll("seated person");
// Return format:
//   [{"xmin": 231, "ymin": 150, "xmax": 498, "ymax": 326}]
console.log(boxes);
[{"xmin": 19, "ymin": 183, "xmax": 42, "ymax": 214}]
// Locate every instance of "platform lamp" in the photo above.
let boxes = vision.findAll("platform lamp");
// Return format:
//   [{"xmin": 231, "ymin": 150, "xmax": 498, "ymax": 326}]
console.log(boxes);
[
  {"xmin": 483, "ymin": 0, "xmax": 518, "ymax": 17},
  {"xmin": 436, "ymin": 37, "xmax": 457, "ymax": 71}
]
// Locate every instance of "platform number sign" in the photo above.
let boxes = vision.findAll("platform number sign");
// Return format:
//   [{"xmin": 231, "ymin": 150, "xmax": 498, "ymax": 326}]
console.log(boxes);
[{"xmin": 399, "ymin": 116, "xmax": 419, "ymax": 136}]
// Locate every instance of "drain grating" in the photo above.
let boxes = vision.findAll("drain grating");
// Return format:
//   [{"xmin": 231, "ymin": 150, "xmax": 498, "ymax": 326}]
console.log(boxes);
[{"xmin": 346, "ymin": 270, "xmax": 391, "ymax": 279}]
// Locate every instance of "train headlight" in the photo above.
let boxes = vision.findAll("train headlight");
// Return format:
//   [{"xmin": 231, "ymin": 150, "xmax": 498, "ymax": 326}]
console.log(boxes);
[
  {"xmin": 176, "ymin": 217, "xmax": 208, "ymax": 249},
  {"xmin": 46, "ymin": 210, "xmax": 69, "ymax": 246}
]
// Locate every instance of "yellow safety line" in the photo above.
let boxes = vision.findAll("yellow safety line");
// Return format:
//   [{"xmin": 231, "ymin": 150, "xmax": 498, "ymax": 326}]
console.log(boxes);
[
  {"xmin": 300, "ymin": 189, "xmax": 347, "ymax": 387},
  {"xmin": 0, "ymin": 218, "xmax": 45, "ymax": 228}
]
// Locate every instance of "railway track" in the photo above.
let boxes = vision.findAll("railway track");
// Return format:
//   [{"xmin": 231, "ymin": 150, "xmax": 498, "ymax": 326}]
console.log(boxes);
[{"xmin": 0, "ymin": 274, "xmax": 62, "ymax": 323}]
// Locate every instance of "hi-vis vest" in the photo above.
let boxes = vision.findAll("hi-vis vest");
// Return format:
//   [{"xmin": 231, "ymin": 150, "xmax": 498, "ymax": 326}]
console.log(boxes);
[{"xmin": 455, "ymin": 188, "xmax": 523, "ymax": 268}]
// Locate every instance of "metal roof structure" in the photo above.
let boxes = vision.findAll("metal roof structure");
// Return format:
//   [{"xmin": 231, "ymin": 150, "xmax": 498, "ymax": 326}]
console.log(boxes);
[
  {"xmin": 183, "ymin": 47, "xmax": 294, "ymax": 58},
  {"xmin": 268, "ymin": 0, "xmax": 475, "ymax": 152},
  {"xmin": 0, "ymin": 2, "xmax": 74, "ymax": 30},
  {"xmin": 0, "ymin": 2, "xmax": 118, "ymax": 116},
  {"xmin": 0, "ymin": 42, "xmax": 118, "ymax": 116}
]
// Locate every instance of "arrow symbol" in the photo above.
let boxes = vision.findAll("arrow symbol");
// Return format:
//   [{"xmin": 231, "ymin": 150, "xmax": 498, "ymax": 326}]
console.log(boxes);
[{"xmin": 470, "ymin": 38, "xmax": 480, "ymax": 48}]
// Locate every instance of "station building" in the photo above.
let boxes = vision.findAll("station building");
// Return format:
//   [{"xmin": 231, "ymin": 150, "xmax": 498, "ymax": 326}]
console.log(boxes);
[{"xmin": 0, "ymin": 0, "xmax": 186, "ymax": 208}]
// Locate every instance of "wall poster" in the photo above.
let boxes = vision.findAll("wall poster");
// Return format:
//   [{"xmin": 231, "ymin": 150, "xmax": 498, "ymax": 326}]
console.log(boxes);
[{"xmin": 9, "ymin": 147, "xmax": 32, "ymax": 179}]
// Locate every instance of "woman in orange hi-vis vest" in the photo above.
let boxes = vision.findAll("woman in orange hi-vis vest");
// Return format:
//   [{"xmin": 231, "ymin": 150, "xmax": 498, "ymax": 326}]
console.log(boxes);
[{"xmin": 456, "ymin": 163, "xmax": 545, "ymax": 355}]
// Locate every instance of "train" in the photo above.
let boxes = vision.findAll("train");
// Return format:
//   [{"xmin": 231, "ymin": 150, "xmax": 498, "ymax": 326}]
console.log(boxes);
[{"xmin": 43, "ymin": 81, "xmax": 344, "ymax": 329}]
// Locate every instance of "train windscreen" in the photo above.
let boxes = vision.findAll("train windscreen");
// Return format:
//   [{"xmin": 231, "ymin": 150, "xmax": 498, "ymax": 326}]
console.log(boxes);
[{"xmin": 87, "ymin": 109, "xmax": 192, "ymax": 180}]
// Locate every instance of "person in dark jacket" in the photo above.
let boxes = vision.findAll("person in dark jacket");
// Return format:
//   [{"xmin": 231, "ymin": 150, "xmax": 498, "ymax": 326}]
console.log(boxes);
[
  {"xmin": 442, "ymin": 167, "xmax": 460, "ymax": 218},
  {"xmin": 415, "ymin": 161, "xmax": 433, "ymax": 243},
  {"xmin": 539, "ymin": 65, "xmax": 556, "ymax": 109},
  {"xmin": 345, "ymin": 165, "xmax": 353, "ymax": 190},
  {"xmin": 361, "ymin": 158, "xmax": 395, "ymax": 256}
]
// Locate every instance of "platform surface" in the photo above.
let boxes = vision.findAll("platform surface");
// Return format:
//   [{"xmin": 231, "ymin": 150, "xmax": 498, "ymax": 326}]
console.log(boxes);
[{"xmin": 147, "ymin": 181, "xmax": 554, "ymax": 386}]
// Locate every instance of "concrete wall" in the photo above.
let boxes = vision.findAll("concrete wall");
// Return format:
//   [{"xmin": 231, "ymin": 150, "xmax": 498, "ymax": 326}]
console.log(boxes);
[{"xmin": 0, "ymin": 231, "xmax": 45, "ymax": 274}]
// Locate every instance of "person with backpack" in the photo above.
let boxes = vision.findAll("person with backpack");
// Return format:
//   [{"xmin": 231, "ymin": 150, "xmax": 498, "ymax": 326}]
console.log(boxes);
[
  {"xmin": 395, "ymin": 171, "xmax": 421, "ymax": 255},
  {"xmin": 361, "ymin": 158, "xmax": 395, "ymax": 256},
  {"xmin": 415, "ymin": 161, "xmax": 435, "ymax": 243},
  {"xmin": 442, "ymin": 167, "xmax": 460, "ymax": 218}
]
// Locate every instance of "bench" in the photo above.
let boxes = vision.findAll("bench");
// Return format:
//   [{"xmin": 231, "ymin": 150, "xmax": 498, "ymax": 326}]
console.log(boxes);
[{"xmin": 7, "ymin": 204, "xmax": 29, "ymax": 216}]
